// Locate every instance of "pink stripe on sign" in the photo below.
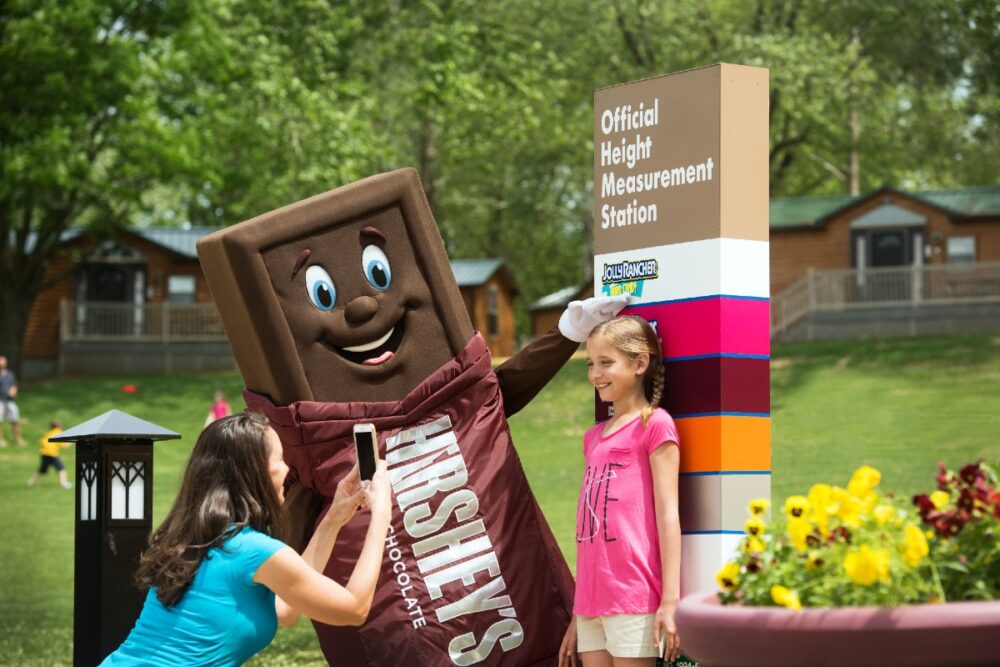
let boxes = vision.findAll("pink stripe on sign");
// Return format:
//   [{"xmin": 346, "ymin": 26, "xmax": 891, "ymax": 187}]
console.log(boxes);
[{"xmin": 623, "ymin": 298, "xmax": 770, "ymax": 358}]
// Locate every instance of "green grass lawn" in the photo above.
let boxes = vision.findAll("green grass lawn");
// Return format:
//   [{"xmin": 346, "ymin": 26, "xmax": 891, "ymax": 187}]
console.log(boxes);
[{"xmin": 1, "ymin": 333, "xmax": 998, "ymax": 665}]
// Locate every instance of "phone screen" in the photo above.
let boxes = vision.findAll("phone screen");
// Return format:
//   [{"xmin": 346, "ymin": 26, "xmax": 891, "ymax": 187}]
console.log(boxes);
[{"xmin": 355, "ymin": 429, "xmax": 377, "ymax": 481}]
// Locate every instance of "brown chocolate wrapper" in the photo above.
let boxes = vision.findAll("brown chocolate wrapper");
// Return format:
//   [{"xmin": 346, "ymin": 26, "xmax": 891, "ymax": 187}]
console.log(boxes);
[{"xmin": 246, "ymin": 335, "xmax": 574, "ymax": 666}]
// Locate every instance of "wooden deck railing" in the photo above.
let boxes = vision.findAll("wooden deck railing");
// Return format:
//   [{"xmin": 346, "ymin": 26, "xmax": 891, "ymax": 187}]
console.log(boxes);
[
  {"xmin": 771, "ymin": 261, "xmax": 1000, "ymax": 337},
  {"xmin": 60, "ymin": 300, "xmax": 228, "ymax": 342}
]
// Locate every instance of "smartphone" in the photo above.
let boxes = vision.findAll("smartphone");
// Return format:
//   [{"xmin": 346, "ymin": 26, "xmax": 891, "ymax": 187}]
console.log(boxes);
[{"xmin": 353, "ymin": 423, "xmax": 378, "ymax": 482}]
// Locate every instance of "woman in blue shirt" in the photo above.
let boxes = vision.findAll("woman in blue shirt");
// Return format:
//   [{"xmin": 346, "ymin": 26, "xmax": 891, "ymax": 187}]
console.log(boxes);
[{"xmin": 102, "ymin": 411, "xmax": 391, "ymax": 666}]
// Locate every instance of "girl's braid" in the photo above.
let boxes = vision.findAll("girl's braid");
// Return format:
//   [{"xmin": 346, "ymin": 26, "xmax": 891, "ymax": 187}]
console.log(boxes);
[{"xmin": 641, "ymin": 359, "xmax": 666, "ymax": 426}]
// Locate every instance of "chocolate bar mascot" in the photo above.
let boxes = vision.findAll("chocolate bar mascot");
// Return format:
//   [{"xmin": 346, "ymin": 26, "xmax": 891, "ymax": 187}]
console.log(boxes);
[{"xmin": 197, "ymin": 169, "xmax": 627, "ymax": 666}]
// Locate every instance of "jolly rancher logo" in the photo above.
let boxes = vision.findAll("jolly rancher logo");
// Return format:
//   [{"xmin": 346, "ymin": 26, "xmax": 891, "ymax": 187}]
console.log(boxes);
[{"xmin": 600, "ymin": 258, "xmax": 658, "ymax": 297}]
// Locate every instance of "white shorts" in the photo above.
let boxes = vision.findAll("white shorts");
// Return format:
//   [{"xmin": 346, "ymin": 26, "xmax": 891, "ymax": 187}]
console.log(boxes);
[
  {"xmin": 576, "ymin": 613, "xmax": 660, "ymax": 658},
  {"xmin": 1, "ymin": 401, "xmax": 18, "ymax": 423}
]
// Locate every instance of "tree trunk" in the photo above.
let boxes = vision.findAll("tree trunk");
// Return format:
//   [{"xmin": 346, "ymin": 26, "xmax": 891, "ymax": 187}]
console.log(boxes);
[
  {"xmin": 581, "ymin": 186, "xmax": 594, "ymax": 283},
  {"xmin": 848, "ymin": 104, "xmax": 860, "ymax": 196},
  {"xmin": 417, "ymin": 117, "xmax": 439, "ymax": 213},
  {"xmin": 848, "ymin": 28, "xmax": 861, "ymax": 196},
  {"xmin": 0, "ymin": 283, "xmax": 40, "ymax": 378}
]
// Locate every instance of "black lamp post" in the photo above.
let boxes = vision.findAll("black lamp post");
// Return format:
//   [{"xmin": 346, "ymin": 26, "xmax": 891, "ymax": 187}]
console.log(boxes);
[{"xmin": 51, "ymin": 409, "xmax": 179, "ymax": 667}]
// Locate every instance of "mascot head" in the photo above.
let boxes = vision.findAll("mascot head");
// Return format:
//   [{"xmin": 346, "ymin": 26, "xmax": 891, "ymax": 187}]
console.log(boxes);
[{"xmin": 197, "ymin": 169, "xmax": 474, "ymax": 404}]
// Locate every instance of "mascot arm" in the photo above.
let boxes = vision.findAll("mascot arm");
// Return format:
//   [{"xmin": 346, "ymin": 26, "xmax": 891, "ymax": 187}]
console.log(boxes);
[
  {"xmin": 495, "ymin": 326, "xmax": 579, "ymax": 418},
  {"xmin": 282, "ymin": 479, "xmax": 326, "ymax": 553},
  {"xmin": 496, "ymin": 295, "xmax": 631, "ymax": 417}
]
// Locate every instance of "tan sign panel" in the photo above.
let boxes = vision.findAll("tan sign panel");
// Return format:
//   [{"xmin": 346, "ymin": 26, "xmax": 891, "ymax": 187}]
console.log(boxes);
[{"xmin": 594, "ymin": 64, "xmax": 768, "ymax": 254}]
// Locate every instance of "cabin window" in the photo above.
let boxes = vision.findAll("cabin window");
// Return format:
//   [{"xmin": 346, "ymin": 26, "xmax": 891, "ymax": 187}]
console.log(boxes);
[
  {"xmin": 168, "ymin": 276, "xmax": 196, "ymax": 304},
  {"xmin": 947, "ymin": 236, "xmax": 975, "ymax": 265}
]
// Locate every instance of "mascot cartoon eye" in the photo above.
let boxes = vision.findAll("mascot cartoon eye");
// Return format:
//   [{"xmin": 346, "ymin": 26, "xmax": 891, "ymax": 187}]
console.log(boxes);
[
  {"xmin": 305, "ymin": 265, "xmax": 337, "ymax": 311},
  {"xmin": 362, "ymin": 245, "xmax": 392, "ymax": 290}
]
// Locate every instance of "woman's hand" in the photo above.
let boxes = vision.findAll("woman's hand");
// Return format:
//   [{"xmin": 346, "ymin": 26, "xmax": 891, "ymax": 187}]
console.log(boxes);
[
  {"xmin": 324, "ymin": 464, "xmax": 364, "ymax": 529},
  {"xmin": 363, "ymin": 460, "xmax": 393, "ymax": 524},
  {"xmin": 558, "ymin": 615, "xmax": 577, "ymax": 667},
  {"xmin": 654, "ymin": 599, "xmax": 681, "ymax": 663}
]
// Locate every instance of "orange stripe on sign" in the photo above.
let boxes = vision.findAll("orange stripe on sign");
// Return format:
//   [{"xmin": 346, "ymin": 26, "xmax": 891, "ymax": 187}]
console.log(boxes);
[{"xmin": 675, "ymin": 415, "xmax": 771, "ymax": 473}]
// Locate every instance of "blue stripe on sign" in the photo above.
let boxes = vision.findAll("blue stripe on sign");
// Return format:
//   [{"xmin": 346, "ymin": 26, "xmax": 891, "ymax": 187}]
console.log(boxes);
[{"xmin": 666, "ymin": 353, "xmax": 771, "ymax": 362}]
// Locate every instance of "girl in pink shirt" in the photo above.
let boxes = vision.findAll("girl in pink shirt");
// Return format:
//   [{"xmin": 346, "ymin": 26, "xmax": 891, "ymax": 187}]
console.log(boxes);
[
  {"xmin": 559, "ymin": 316, "xmax": 681, "ymax": 667},
  {"xmin": 205, "ymin": 391, "xmax": 233, "ymax": 427}
]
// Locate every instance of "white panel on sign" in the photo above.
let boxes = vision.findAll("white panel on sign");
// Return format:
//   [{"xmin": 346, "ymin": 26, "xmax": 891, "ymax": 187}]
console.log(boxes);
[{"xmin": 594, "ymin": 238, "xmax": 770, "ymax": 303}]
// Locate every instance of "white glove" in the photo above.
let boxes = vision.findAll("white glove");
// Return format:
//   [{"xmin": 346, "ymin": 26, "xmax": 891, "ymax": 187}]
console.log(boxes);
[{"xmin": 558, "ymin": 295, "xmax": 633, "ymax": 343}]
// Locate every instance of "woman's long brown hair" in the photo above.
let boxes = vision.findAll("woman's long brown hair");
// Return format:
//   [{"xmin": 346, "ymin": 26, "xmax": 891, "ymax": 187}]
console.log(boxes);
[{"xmin": 136, "ymin": 411, "xmax": 285, "ymax": 606}]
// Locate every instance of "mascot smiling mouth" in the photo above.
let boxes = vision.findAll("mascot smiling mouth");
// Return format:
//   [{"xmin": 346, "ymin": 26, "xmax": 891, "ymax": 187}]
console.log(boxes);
[{"xmin": 331, "ymin": 314, "xmax": 406, "ymax": 366}]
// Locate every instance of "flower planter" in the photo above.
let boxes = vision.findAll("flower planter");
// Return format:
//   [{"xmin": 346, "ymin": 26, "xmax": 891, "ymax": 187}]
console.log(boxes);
[{"xmin": 676, "ymin": 590, "xmax": 1000, "ymax": 667}]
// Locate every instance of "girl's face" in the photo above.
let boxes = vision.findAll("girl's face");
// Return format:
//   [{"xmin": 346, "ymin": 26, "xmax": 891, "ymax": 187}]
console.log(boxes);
[
  {"xmin": 586, "ymin": 334, "xmax": 648, "ymax": 405},
  {"xmin": 265, "ymin": 427, "xmax": 289, "ymax": 504}
]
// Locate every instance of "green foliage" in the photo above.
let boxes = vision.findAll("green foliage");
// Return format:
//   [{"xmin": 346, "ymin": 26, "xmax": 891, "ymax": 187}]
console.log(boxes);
[{"xmin": 3, "ymin": 0, "xmax": 1000, "ymax": 365}]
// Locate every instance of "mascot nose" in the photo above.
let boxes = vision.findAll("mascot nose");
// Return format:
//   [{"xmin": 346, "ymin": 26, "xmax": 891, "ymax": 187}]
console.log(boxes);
[{"xmin": 344, "ymin": 295, "xmax": 380, "ymax": 324}]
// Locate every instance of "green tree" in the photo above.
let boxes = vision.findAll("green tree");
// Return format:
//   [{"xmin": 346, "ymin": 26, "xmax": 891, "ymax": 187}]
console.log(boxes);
[
  {"xmin": 0, "ymin": 0, "xmax": 384, "ymax": 370},
  {"xmin": 4, "ymin": 0, "xmax": 998, "ymax": 368},
  {"xmin": 148, "ymin": 0, "xmax": 389, "ymax": 226},
  {"xmin": 0, "ymin": 0, "xmax": 191, "ymax": 372}
]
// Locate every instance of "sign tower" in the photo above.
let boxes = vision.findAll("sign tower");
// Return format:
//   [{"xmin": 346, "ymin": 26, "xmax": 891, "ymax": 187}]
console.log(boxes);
[{"xmin": 594, "ymin": 64, "xmax": 770, "ymax": 593}]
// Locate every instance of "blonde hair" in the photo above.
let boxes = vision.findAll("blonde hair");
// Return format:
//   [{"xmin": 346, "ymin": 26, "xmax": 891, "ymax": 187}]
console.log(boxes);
[{"xmin": 589, "ymin": 315, "xmax": 665, "ymax": 426}]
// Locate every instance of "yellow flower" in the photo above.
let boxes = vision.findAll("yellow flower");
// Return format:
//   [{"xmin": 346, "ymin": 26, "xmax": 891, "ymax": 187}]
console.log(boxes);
[
  {"xmin": 770, "ymin": 585, "xmax": 802, "ymax": 611},
  {"xmin": 844, "ymin": 545, "xmax": 890, "ymax": 586},
  {"xmin": 744, "ymin": 536, "xmax": 766, "ymax": 553},
  {"xmin": 808, "ymin": 484, "xmax": 834, "ymax": 533},
  {"xmin": 849, "ymin": 465, "xmax": 881, "ymax": 493},
  {"xmin": 902, "ymin": 524, "xmax": 929, "ymax": 567},
  {"xmin": 831, "ymin": 486, "xmax": 862, "ymax": 528},
  {"xmin": 784, "ymin": 495, "xmax": 810, "ymax": 520},
  {"xmin": 745, "ymin": 516, "xmax": 766, "ymax": 537},
  {"xmin": 856, "ymin": 490, "xmax": 878, "ymax": 515},
  {"xmin": 930, "ymin": 490, "xmax": 950, "ymax": 510},
  {"xmin": 806, "ymin": 550, "xmax": 824, "ymax": 571},
  {"xmin": 716, "ymin": 562, "xmax": 740, "ymax": 590},
  {"xmin": 748, "ymin": 497, "xmax": 771, "ymax": 516},
  {"xmin": 787, "ymin": 516, "xmax": 812, "ymax": 552},
  {"xmin": 873, "ymin": 504, "xmax": 896, "ymax": 526}
]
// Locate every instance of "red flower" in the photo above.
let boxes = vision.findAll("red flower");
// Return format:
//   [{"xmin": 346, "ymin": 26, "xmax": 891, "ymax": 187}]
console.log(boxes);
[
  {"xmin": 913, "ymin": 494, "xmax": 935, "ymax": 519},
  {"xmin": 932, "ymin": 509, "xmax": 973, "ymax": 537},
  {"xmin": 959, "ymin": 462, "xmax": 983, "ymax": 485},
  {"xmin": 122, "ymin": 384, "xmax": 137, "ymax": 394},
  {"xmin": 973, "ymin": 477, "xmax": 994, "ymax": 504},
  {"xmin": 958, "ymin": 488, "xmax": 975, "ymax": 512},
  {"xmin": 828, "ymin": 526, "xmax": 852, "ymax": 544}
]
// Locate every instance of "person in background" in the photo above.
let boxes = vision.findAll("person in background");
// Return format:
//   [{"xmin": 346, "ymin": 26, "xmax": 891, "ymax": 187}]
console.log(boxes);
[
  {"xmin": 560, "ymin": 316, "xmax": 682, "ymax": 667},
  {"xmin": 27, "ymin": 420, "xmax": 71, "ymax": 489},
  {"xmin": 101, "ymin": 411, "xmax": 392, "ymax": 666},
  {"xmin": 0, "ymin": 355, "xmax": 25, "ymax": 447},
  {"xmin": 204, "ymin": 390, "xmax": 233, "ymax": 427}
]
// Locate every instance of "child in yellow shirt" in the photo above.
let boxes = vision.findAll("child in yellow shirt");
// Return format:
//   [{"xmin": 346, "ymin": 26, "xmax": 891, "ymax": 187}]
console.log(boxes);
[{"xmin": 27, "ymin": 421, "xmax": 71, "ymax": 489}]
